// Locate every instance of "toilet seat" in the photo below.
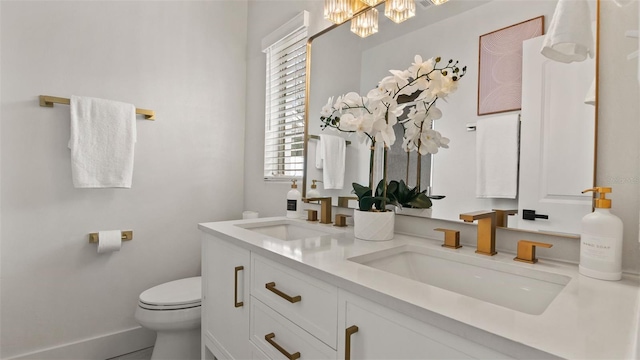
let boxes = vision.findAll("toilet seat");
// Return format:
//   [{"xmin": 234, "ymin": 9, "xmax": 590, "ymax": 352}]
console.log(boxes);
[{"xmin": 139, "ymin": 276, "xmax": 201, "ymax": 311}]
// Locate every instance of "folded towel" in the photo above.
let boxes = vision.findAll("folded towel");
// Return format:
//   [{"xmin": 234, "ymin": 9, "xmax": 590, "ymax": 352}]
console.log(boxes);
[
  {"xmin": 69, "ymin": 96, "xmax": 136, "ymax": 188},
  {"xmin": 476, "ymin": 113, "xmax": 519, "ymax": 199},
  {"xmin": 319, "ymin": 134, "xmax": 346, "ymax": 190},
  {"xmin": 541, "ymin": 0, "xmax": 594, "ymax": 63},
  {"xmin": 315, "ymin": 137, "xmax": 323, "ymax": 169}
]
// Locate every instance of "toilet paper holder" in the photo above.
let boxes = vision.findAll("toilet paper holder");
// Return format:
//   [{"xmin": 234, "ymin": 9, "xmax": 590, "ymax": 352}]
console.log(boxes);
[{"xmin": 89, "ymin": 231, "xmax": 133, "ymax": 243}]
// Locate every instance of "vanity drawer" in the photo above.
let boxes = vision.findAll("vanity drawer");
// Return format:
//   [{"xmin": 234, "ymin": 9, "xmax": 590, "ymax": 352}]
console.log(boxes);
[
  {"xmin": 251, "ymin": 254, "xmax": 338, "ymax": 348},
  {"xmin": 251, "ymin": 297, "xmax": 337, "ymax": 360}
]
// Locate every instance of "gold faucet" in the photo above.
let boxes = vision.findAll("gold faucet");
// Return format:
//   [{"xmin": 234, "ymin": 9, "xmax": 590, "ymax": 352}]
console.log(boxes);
[
  {"xmin": 304, "ymin": 197, "xmax": 332, "ymax": 224},
  {"xmin": 514, "ymin": 240, "xmax": 553, "ymax": 264},
  {"xmin": 459, "ymin": 210, "xmax": 497, "ymax": 256}
]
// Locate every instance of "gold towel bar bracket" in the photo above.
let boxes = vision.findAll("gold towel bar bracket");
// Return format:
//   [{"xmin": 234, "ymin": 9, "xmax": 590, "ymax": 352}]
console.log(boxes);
[
  {"xmin": 39, "ymin": 95, "xmax": 156, "ymax": 120},
  {"xmin": 89, "ymin": 231, "xmax": 133, "ymax": 243}
]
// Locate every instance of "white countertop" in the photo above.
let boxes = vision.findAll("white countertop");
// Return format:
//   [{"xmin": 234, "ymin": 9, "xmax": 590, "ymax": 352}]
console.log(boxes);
[{"xmin": 199, "ymin": 217, "xmax": 640, "ymax": 359}]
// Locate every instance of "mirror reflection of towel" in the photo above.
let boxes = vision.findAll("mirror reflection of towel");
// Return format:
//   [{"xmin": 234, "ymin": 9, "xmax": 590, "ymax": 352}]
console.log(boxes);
[
  {"xmin": 541, "ymin": 0, "xmax": 594, "ymax": 63},
  {"xmin": 319, "ymin": 134, "xmax": 346, "ymax": 190},
  {"xmin": 476, "ymin": 114, "xmax": 519, "ymax": 199},
  {"xmin": 315, "ymin": 138, "xmax": 323, "ymax": 169}
]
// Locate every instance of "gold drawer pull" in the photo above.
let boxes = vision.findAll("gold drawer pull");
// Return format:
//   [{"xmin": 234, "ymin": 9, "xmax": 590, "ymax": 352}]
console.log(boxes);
[
  {"xmin": 265, "ymin": 332, "xmax": 301, "ymax": 360},
  {"xmin": 345, "ymin": 325, "xmax": 359, "ymax": 360},
  {"xmin": 234, "ymin": 266, "xmax": 244, "ymax": 308},
  {"xmin": 265, "ymin": 282, "xmax": 301, "ymax": 303}
]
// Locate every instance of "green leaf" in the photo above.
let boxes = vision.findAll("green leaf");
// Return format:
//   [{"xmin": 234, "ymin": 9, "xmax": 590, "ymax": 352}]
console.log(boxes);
[
  {"xmin": 353, "ymin": 183, "xmax": 371, "ymax": 200},
  {"xmin": 386, "ymin": 179, "xmax": 434, "ymax": 209},
  {"xmin": 375, "ymin": 179, "xmax": 386, "ymax": 197},
  {"xmin": 386, "ymin": 181, "xmax": 398, "ymax": 197},
  {"xmin": 359, "ymin": 196, "xmax": 375, "ymax": 211},
  {"xmin": 407, "ymin": 193, "xmax": 432, "ymax": 209}
]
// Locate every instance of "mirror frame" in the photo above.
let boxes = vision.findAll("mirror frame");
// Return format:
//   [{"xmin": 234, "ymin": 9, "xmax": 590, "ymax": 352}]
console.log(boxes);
[{"xmin": 302, "ymin": 0, "xmax": 600, "ymax": 236}]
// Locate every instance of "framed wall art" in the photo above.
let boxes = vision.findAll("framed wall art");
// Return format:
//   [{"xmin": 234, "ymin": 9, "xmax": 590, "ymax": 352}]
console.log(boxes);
[{"xmin": 477, "ymin": 16, "xmax": 544, "ymax": 116}]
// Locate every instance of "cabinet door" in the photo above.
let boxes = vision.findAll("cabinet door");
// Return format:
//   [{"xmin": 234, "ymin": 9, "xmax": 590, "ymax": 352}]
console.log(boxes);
[
  {"xmin": 519, "ymin": 35, "xmax": 595, "ymax": 234},
  {"xmin": 339, "ymin": 291, "xmax": 510, "ymax": 360},
  {"xmin": 202, "ymin": 234, "xmax": 251, "ymax": 360}
]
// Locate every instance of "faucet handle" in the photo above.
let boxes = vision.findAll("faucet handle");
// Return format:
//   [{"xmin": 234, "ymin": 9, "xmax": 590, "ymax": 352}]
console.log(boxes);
[
  {"xmin": 334, "ymin": 214, "xmax": 351, "ymax": 227},
  {"xmin": 435, "ymin": 228, "xmax": 462, "ymax": 249},
  {"xmin": 514, "ymin": 240, "xmax": 553, "ymax": 264},
  {"xmin": 305, "ymin": 209, "xmax": 318, "ymax": 222}
]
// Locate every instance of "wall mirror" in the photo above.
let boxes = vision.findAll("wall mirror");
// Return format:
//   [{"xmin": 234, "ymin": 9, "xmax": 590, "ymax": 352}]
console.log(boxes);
[{"xmin": 303, "ymin": 0, "xmax": 598, "ymax": 236}]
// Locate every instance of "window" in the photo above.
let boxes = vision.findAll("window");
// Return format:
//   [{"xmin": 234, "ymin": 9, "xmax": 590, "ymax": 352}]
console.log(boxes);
[{"xmin": 263, "ymin": 12, "xmax": 308, "ymax": 180}]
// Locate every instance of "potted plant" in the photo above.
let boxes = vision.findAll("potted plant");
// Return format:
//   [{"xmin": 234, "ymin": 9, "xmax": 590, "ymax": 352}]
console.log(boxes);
[
  {"xmin": 351, "ymin": 180, "xmax": 398, "ymax": 240},
  {"xmin": 320, "ymin": 55, "xmax": 465, "ymax": 240}
]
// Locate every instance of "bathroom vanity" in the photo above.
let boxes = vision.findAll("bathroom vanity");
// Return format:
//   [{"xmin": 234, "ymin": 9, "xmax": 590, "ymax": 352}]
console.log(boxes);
[{"xmin": 199, "ymin": 217, "xmax": 639, "ymax": 359}]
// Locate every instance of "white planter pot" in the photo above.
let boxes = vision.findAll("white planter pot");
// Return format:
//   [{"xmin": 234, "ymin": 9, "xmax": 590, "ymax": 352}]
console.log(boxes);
[
  {"xmin": 353, "ymin": 210, "xmax": 395, "ymax": 241},
  {"xmin": 396, "ymin": 207, "xmax": 432, "ymax": 218}
]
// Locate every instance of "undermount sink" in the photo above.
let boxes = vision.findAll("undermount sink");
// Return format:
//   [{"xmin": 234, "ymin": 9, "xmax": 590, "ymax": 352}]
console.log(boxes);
[
  {"xmin": 349, "ymin": 245, "xmax": 571, "ymax": 315},
  {"xmin": 237, "ymin": 219, "xmax": 343, "ymax": 241}
]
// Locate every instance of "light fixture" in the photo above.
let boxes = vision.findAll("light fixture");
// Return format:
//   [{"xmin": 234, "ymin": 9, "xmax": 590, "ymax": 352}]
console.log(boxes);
[
  {"xmin": 385, "ymin": 0, "xmax": 416, "ymax": 24},
  {"xmin": 360, "ymin": 0, "xmax": 384, "ymax": 6},
  {"xmin": 351, "ymin": 7, "xmax": 379, "ymax": 38},
  {"xmin": 324, "ymin": 0, "xmax": 357, "ymax": 24},
  {"xmin": 429, "ymin": 0, "xmax": 450, "ymax": 5}
]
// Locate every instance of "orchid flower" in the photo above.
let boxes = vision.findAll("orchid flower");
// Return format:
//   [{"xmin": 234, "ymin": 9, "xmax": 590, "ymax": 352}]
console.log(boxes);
[{"xmin": 318, "ymin": 55, "xmax": 466, "ymax": 206}]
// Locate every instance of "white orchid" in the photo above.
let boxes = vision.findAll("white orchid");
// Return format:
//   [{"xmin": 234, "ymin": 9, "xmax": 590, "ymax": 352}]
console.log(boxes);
[
  {"xmin": 419, "ymin": 129, "xmax": 449, "ymax": 155},
  {"xmin": 408, "ymin": 55, "xmax": 436, "ymax": 91},
  {"xmin": 318, "ymin": 55, "xmax": 466, "ymax": 205},
  {"xmin": 424, "ymin": 70, "xmax": 459, "ymax": 100},
  {"xmin": 320, "ymin": 96, "xmax": 334, "ymax": 118}
]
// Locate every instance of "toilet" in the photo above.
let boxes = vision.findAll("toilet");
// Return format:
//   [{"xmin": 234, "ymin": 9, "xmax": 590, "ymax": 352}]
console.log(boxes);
[{"xmin": 135, "ymin": 277, "xmax": 202, "ymax": 360}]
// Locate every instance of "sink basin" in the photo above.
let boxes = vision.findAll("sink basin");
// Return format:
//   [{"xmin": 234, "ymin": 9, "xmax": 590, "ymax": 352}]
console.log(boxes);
[
  {"xmin": 237, "ymin": 220, "xmax": 343, "ymax": 241},
  {"xmin": 349, "ymin": 245, "xmax": 570, "ymax": 315}
]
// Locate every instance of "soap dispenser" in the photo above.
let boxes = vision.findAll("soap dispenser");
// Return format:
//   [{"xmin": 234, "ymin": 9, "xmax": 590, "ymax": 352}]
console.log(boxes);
[
  {"xmin": 307, "ymin": 180, "xmax": 321, "ymax": 198},
  {"xmin": 287, "ymin": 180, "xmax": 302, "ymax": 219},
  {"xmin": 579, "ymin": 187, "xmax": 623, "ymax": 280}
]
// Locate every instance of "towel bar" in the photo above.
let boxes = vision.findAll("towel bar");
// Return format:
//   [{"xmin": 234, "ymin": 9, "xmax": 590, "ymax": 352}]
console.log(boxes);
[
  {"xmin": 308, "ymin": 134, "xmax": 351, "ymax": 146},
  {"xmin": 39, "ymin": 95, "xmax": 155, "ymax": 120},
  {"xmin": 89, "ymin": 230, "xmax": 133, "ymax": 243}
]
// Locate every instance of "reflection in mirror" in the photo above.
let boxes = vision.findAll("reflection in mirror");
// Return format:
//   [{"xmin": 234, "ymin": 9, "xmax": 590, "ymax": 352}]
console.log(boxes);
[{"xmin": 304, "ymin": 0, "xmax": 597, "ymax": 235}]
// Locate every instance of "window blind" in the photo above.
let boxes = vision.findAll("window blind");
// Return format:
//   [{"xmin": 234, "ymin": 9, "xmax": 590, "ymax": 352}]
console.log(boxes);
[{"xmin": 263, "ymin": 22, "xmax": 308, "ymax": 180}]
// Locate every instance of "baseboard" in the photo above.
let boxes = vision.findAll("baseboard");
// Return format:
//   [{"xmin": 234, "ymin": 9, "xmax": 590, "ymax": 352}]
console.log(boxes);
[{"xmin": 4, "ymin": 326, "xmax": 156, "ymax": 360}]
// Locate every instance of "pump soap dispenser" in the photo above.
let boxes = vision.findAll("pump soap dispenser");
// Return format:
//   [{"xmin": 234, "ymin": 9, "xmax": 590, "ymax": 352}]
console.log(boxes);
[
  {"xmin": 307, "ymin": 180, "xmax": 321, "ymax": 198},
  {"xmin": 579, "ymin": 187, "xmax": 623, "ymax": 281},
  {"xmin": 287, "ymin": 180, "xmax": 302, "ymax": 219}
]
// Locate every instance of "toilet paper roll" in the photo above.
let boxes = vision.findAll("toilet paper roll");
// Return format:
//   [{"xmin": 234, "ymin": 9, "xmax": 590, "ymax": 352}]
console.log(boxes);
[
  {"xmin": 243, "ymin": 211, "xmax": 259, "ymax": 219},
  {"xmin": 97, "ymin": 230, "xmax": 122, "ymax": 253}
]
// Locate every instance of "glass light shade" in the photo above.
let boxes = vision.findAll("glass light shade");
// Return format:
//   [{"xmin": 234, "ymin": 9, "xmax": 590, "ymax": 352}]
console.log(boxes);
[
  {"xmin": 324, "ymin": 0, "xmax": 357, "ymax": 24},
  {"xmin": 384, "ymin": 0, "xmax": 416, "ymax": 23},
  {"xmin": 360, "ymin": 0, "xmax": 384, "ymax": 5},
  {"xmin": 351, "ymin": 8, "xmax": 379, "ymax": 38},
  {"xmin": 430, "ymin": 0, "xmax": 450, "ymax": 5}
]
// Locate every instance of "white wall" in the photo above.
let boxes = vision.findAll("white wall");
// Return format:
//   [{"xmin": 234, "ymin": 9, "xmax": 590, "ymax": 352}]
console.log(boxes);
[
  {"xmin": 0, "ymin": 1, "xmax": 247, "ymax": 358},
  {"xmin": 245, "ymin": 0, "xmax": 640, "ymax": 273},
  {"xmin": 598, "ymin": 0, "xmax": 639, "ymax": 273},
  {"xmin": 244, "ymin": 0, "xmax": 329, "ymax": 217}
]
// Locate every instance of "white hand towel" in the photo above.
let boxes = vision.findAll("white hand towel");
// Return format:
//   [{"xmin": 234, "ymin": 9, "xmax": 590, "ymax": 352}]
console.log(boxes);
[
  {"xmin": 541, "ymin": 0, "xmax": 594, "ymax": 63},
  {"xmin": 69, "ymin": 96, "xmax": 136, "ymax": 188},
  {"xmin": 315, "ymin": 137, "xmax": 323, "ymax": 169},
  {"xmin": 476, "ymin": 114, "xmax": 519, "ymax": 199},
  {"xmin": 320, "ymin": 134, "xmax": 346, "ymax": 190}
]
